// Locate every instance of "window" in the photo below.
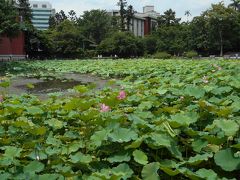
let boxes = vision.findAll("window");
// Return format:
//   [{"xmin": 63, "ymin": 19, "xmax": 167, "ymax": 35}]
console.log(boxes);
[
  {"xmin": 33, "ymin": 4, "xmax": 38, "ymax": 8},
  {"xmin": 42, "ymin": 4, "xmax": 47, "ymax": 8}
]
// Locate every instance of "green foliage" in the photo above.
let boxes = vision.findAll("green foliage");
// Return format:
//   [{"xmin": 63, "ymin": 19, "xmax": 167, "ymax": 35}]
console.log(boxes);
[
  {"xmin": 0, "ymin": 0, "xmax": 20, "ymax": 37},
  {"xmin": 153, "ymin": 52, "xmax": 171, "ymax": 59},
  {"xmin": 98, "ymin": 32, "xmax": 143, "ymax": 57},
  {"xmin": 190, "ymin": 2, "xmax": 240, "ymax": 56},
  {"xmin": 184, "ymin": 51, "xmax": 198, "ymax": 58},
  {"xmin": 79, "ymin": 10, "xmax": 112, "ymax": 44},
  {"xmin": 0, "ymin": 59, "xmax": 240, "ymax": 179}
]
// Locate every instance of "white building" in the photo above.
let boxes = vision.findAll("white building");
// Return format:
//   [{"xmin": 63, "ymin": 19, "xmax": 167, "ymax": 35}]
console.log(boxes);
[
  {"xmin": 29, "ymin": 1, "xmax": 55, "ymax": 30},
  {"xmin": 108, "ymin": 6, "xmax": 160, "ymax": 37}
]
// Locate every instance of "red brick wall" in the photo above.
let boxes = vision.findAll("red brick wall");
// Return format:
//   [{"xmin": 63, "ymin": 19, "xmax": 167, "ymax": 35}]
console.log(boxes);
[
  {"xmin": 0, "ymin": 32, "xmax": 25, "ymax": 55},
  {"xmin": 144, "ymin": 17, "xmax": 151, "ymax": 36}
]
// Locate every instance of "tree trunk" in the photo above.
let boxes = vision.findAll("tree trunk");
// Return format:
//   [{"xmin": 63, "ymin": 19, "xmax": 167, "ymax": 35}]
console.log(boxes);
[{"xmin": 219, "ymin": 30, "xmax": 223, "ymax": 57}]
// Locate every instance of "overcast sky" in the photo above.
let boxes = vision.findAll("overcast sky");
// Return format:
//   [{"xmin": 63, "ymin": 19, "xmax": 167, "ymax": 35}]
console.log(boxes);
[{"xmin": 43, "ymin": 0, "xmax": 231, "ymax": 20}]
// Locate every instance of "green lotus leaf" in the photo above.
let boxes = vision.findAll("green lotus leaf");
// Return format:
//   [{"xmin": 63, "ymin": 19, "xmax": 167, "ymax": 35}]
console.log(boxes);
[
  {"xmin": 0, "ymin": 173, "xmax": 11, "ymax": 180},
  {"xmin": 26, "ymin": 106, "xmax": 44, "ymax": 115},
  {"xmin": 108, "ymin": 128, "xmax": 138, "ymax": 143},
  {"xmin": 159, "ymin": 160, "xmax": 180, "ymax": 176},
  {"xmin": 195, "ymin": 168, "xmax": 218, "ymax": 180},
  {"xmin": 192, "ymin": 139, "xmax": 208, "ymax": 153},
  {"xmin": 24, "ymin": 161, "xmax": 45, "ymax": 174},
  {"xmin": 214, "ymin": 148, "xmax": 240, "ymax": 171},
  {"xmin": 125, "ymin": 138, "xmax": 143, "ymax": 149},
  {"xmin": 45, "ymin": 146, "xmax": 61, "ymax": 156},
  {"xmin": 112, "ymin": 163, "xmax": 134, "ymax": 180},
  {"xmin": 142, "ymin": 162, "xmax": 160, "ymax": 180},
  {"xmin": 214, "ymin": 119, "xmax": 239, "ymax": 137},
  {"xmin": 90, "ymin": 129, "xmax": 109, "ymax": 147},
  {"xmin": 107, "ymin": 152, "xmax": 131, "ymax": 163},
  {"xmin": 46, "ymin": 132, "xmax": 62, "ymax": 146},
  {"xmin": 133, "ymin": 150, "xmax": 148, "ymax": 165},
  {"xmin": 138, "ymin": 101, "xmax": 153, "ymax": 110},
  {"xmin": 187, "ymin": 153, "xmax": 213, "ymax": 165},
  {"xmin": 157, "ymin": 89, "xmax": 168, "ymax": 95},
  {"xmin": 184, "ymin": 85, "xmax": 205, "ymax": 99},
  {"xmin": 1, "ymin": 146, "xmax": 22, "ymax": 159},
  {"xmin": 73, "ymin": 85, "xmax": 88, "ymax": 93},
  {"xmin": 211, "ymin": 86, "xmax": 232, "ymax": 95},
  {"xmin": 146, "ymin": 133, "xmax": 172, "ymax": 148},
  {"xmin": 45, "ymin": 118, "xmax": 64, "ymax": 130},
  {"xmin": 32, "ymin": 126, "xmax": 47, "ymax": 135},
  {"xmin": 0, "ymin": 126, "xmax": 5, "ymax": 136},
  {"xmin": 38, "ymin": 174, "xmax": 64, "ymax": 180},
  {"xmin": 169, "ymin": 112, "xmax": 199, "ymax": 128},
  {"xmin": 70, "ymin": 152, "xmax": 92, "ymax": 164}
]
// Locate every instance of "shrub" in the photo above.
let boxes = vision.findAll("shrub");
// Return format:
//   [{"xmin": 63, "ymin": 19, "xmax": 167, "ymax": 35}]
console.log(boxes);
[
  {"xmin": 153, "ymin": 52, "xmax": 171, "ymax": 59},
  {"xmin": 184, "ymin": 51, "xmax": 198, "ymax": 58}
]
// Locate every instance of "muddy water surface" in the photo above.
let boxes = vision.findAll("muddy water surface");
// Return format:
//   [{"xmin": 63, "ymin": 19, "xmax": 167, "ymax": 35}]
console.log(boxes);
[{"xmin": 0, "ymin": 73, "xmax": 117, "ymax": 99}]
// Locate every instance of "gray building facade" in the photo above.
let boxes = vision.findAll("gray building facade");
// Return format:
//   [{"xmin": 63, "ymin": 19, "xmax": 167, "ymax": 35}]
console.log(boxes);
[{"xmin": 30, "ymin": 1, "xmax": 55, "ymax": 30}]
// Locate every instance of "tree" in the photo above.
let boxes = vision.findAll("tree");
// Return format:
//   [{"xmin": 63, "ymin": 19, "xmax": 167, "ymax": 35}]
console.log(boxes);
[
  {"xmin": 78, "ymin": 10, "xmax": 112, "ymax": 44},
  {"xmin": 126, "ymin": 5, "xmax": 134, "ymax": 31},
  {"xmin": 228, "ymin": 0, "xmax": 240, "ymax": 11},
  {"xmin": 68, "ymin": 10, "xmax": 77, "ymax": 22},
  {"xmin": 157, "ymin": 9, "xmax": 181, "ymax": 27},
  {"xmin": 98, "ymin": 32, "xmax": 143, "ymax": 57},
  {"xmin": 184, "ymin": 10, "xmax": 191, "ymax": 22},
  {"xmin": 0, "ymin": 0, "xmax": 20, "ymax": 37},
  {"xmin": 142, "ymin": 36, "xmax": 158, "ymax": 54},
  {"xmin": 204, "ymin": 3, "xmax": 239, "ymax": 56},
  {"xmin": 41, "ymin": 20, "xmax": 85, "ymax": 58},
  {"xmin": 118, "ymin": 0, "xmax": 127, "ymax": 31},
  {"xmin": 17, "ymin": 0, "xmax": 32, "ymax": 23}
]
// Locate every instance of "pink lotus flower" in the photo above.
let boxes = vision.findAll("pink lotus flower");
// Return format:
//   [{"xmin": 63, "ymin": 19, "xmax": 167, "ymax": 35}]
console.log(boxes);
[
  {"xmin": 117, "ymin": 90, "xmax": 126, "ymax": 100},
  {"xmin": 0, "ymin": 95, "xmax": 3, "ymax": 103},
  {"xmin": 100, "ymin": 103, "xmax": 111, "ymax": 112}
]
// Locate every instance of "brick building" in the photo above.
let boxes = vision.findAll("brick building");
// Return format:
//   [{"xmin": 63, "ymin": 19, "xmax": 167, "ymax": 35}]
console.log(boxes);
[{"xmin": 0, "ymin": 1, "xmax": 26, "ymax": 60}]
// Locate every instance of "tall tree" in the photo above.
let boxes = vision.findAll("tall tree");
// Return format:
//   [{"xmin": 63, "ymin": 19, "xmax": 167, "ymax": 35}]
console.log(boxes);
[
  {"xmin": 118, "ymin": 0, "xmax": 127, "ymax": 31},
  {"xmin": 126, "ymin": 5, "xmax": 134, "ymax": 31},
  {"xmin": 205, "ymin": 3, "xmax": 239, "ymax": 56}
]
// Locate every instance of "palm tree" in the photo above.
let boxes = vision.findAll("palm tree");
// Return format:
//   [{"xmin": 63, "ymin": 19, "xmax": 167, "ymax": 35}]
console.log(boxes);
[
  {"xmin": 228, "ymin": 0, "xmax": 240, "ymax": 11},
  {"xmin": 184, "ymin": 10, "xmax": 191, "ymax": 22}
]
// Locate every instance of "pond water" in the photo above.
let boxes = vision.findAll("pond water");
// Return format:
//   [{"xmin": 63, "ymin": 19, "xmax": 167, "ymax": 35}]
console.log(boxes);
[{"xmin": 0, "ymin": 73, "xmax": 117, "ymax": 99}]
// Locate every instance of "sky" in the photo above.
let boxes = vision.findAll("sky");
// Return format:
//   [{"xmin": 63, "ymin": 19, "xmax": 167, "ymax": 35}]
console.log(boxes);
[{"xmin": 44, "ymin": 0, "xmax": 232, "ymax": 20}]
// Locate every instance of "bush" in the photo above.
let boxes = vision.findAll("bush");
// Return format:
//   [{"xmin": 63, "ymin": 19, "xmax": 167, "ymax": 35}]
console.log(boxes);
[
  {"xmin": 153, "ymin": 52, "xmax": 171, "ymax": 59},
  {"xmin": 184, "ymin": 51, "xmax": 198, "ymax": 58},
  {"xmin": 98, "ymin": 32, "xmax": 144, "ymax": 58}
]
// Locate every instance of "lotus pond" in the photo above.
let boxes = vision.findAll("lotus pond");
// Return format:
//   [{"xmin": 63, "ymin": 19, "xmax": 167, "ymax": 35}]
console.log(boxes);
[{"xmin": 0, "ymin": 59, "xmax": 240, "ymax": 179}]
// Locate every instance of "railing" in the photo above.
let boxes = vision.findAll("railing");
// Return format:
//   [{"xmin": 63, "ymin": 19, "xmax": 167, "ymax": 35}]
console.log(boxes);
[{"xmin": 0, "ymin": 55, "xmax": 26, "ymax": 61}]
